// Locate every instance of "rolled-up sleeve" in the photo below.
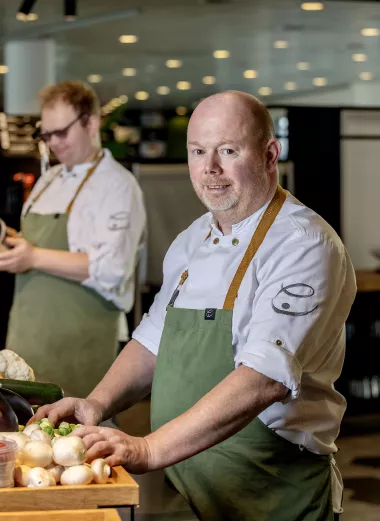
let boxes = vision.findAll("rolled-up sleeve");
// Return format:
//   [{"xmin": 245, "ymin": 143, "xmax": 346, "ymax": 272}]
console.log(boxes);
[
  {"xmin": 235, "ymin": 232, "xmax": 351, "ymax": 399},
  {"xmin": 82, "ymin": 176, "xmax": 146, "ymax": 307}
]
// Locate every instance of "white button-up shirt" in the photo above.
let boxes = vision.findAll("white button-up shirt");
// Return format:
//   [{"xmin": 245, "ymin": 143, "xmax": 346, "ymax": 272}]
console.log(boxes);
[
  {"xmin": 133, "ymin": 191, "xmax": 356, "ymax": 455},
  {"xmin": 23, "ymin": 148, "xmax": 146, "ymax": 316}
]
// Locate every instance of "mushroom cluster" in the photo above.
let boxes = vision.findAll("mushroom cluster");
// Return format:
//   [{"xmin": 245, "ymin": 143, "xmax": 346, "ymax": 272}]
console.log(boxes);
[{"xmin": 0, "ymin": 418, "xmax": 111, "ymax": 487}]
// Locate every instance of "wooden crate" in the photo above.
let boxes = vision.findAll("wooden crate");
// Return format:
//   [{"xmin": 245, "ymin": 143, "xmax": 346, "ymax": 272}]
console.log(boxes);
[
  {"xmin": 0, "ymin": 510, "xmax": 121, "ymax": 520},
  {"xmin": 0, "ymin": 466, "xmax": 138, "ymax": 512}
]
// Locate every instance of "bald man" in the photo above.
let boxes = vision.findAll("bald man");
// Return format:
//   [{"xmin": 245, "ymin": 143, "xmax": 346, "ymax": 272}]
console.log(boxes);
[{"xmin": 32, "ymin": 91, "xmax": 356, "ymax": 521}]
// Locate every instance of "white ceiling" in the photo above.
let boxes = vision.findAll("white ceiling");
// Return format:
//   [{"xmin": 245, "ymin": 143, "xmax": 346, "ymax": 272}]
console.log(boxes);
[{"xmin": 1, "ymin": 0, "xmax": 380, "ymax": 109}]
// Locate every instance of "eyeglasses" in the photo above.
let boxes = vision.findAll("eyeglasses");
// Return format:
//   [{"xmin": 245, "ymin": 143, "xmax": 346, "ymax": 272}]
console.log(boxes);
[{"xmin": 38, "ymin": 113, "xmax": 87, "ymax": 142}]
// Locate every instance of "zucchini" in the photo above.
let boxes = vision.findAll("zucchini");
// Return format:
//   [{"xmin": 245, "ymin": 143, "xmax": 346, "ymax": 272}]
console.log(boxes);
[{"xmin": 0, "ymin": 379, "xmax": 64, "ymax": 405}]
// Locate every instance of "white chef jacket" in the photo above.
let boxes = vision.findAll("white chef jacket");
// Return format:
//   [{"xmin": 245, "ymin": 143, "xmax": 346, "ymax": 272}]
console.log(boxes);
[
  {"xmin": 23, "ymin": 148, "xmax": 146, "ymax": 319},
  {"xmin": 133, "ymin": 190, "xmax": 356, "ymax": 512}
]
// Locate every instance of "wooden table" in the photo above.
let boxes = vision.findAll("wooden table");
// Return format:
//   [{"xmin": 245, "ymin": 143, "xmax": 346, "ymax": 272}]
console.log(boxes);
[{"xmin": 355, "ymin": 270, "xmax": 380, "ymax": 292}]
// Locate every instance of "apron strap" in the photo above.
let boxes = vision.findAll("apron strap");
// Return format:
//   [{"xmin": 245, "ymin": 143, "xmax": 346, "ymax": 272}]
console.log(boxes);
[
  {"xmin": 65, "ymin": 151, "xmax": 104, "ymax": 214},
  {"xmin": 25, "ymin": 150, "xmax": 104, "ymax": 217},
  {"xmin": 223, "ymin": 185, "xmax": 287, "ymax": 311}
]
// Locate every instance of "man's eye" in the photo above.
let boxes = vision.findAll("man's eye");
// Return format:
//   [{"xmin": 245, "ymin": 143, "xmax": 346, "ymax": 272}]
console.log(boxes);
[
  {"xmin": 222, "ymin": 148, "xmax": 235, "ymax": 155},
  {"xmin": 193, "ymin": 149, "xmax": 203, "ymax": 155}
]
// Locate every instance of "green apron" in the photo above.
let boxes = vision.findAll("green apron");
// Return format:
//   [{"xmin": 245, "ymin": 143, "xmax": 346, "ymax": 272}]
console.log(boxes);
[
  {"xmin": 151, "ymin": 186, "xmax": 334, "ymax": 521},
  {"xmin": 6, "ymin": 155, "xmax": 120, "ymax": 397}
]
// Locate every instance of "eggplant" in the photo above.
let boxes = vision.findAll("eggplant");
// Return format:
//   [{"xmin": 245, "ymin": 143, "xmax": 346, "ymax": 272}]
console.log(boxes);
[
  {"xmin": 0, "ymin": 391, "xmax": 18, "ymax": 432},
  {"xmin": 0, "ymin": 389, "xmax": 33, "ymax": 426}
]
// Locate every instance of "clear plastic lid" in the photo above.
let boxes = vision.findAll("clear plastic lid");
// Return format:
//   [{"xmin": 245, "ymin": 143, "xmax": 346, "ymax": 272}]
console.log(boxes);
[{"xmin": 0, "ymin": 439, "xmax": 17, "ymax": 461}]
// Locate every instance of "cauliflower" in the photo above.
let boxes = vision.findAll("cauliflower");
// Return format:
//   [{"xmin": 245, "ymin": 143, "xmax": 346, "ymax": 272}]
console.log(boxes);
[{"xmin": 0, "ymin": 350, "xmax": 35, "ymax": 381}]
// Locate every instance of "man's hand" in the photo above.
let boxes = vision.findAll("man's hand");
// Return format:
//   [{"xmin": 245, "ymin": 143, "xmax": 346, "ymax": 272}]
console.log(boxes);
[
  {"xmin": 72, "ymin": 426, "xmax": 152, "ymax": 473},
  {"xmin": 0, "ymin": 236, "xmax": 35, "ymax": 273},
  {"xmin": 28, "ymin": 397, "xmax": 105, "ymax": 427}
]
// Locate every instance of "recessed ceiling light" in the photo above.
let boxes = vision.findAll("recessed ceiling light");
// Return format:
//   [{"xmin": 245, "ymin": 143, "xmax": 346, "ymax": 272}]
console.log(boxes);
[
  {"xmin": 202, "ymin": 76, "xmax": 216, "ymax": 85},
  {"xmin": 273, "ymin": 40, "xmax": 288, "ymax": 49},
  {"xmin": 166, "ymin": 59, "xmax": 182, "ymax": 68},
  {"xmin": 284, "ymin": 82, "xmax": 297, "ymax": 90},
  {"xmin": 258, "ymin": 87, "xmax": 272, "ymax": 96},
  {"xmin": 213, "ymin": 50, "xmax": 230, "ymax": 59},
  {"xmin": 359, "ymin": 71, "xmax": 373, "ymax": 81},
  {"xmin": 301, "ymin": 2, "xmax": 324, "ymax": 11},
  {"xmin": 119, "ymin": 95, "xmax": 128, "ymax": 103},
  {"xmin": 243, "ymin": 70, "xmax": 258, "ymax": 79},
  {"xmin": 156, "ymin": 86, "xmax": 170, "ymax": 95},
  {"xmin": 176, "ymin": 106, "xmax": 188, "ymax": 116},
  {"xmin": 313, "ymin": 77, "xmax": 328, "ymax": 86},
  {"xmin": 0, "ymin": 65, "xmax": 9, "ymax": 74},
  {"xmin": 119, "ymin": 35, "xmax": 138, "ymax": 44},
  {"xmin": 122, "ymin": 68, "xmax": 136, "ymax": 76},
  {"xmin": 352, "ymin": 53, "xmax": 367, "ymax": 62},
  {"xmin": 87, "ymin": 74, "xmax": 102, "ymax": 83},
  {"xmin": 135, "ymin": 91, "xmax": 149, "ymax": 100},
  {"xmin": 297, "ymin": 61, "xmax": 310, "ymax": 70},
  {"xmin": 177, "ymin": 81, "xmax": 191, "ymax": 90},
  {"xmin": 361, "ymin": 28, "xmax": 380, "ymax": 37}
]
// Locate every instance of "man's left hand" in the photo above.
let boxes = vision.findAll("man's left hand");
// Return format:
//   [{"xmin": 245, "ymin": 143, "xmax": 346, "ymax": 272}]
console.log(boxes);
[
  {"xmin": 72, "ymin": 426, "xmax": 152, "ymax": 473},
  {"xmin": 0, "ymin": 236, "xmax": 35, "ymax": 273}
]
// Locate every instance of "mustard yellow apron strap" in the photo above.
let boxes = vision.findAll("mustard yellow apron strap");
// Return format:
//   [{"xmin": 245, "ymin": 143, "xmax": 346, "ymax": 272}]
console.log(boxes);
[
  {"xmin": 223, "ymin": 185, "xmax": 287, "ymax": 311},
  {"xmin": 65, "ymin": 151, "xmax": 104, "ymax": 214}
]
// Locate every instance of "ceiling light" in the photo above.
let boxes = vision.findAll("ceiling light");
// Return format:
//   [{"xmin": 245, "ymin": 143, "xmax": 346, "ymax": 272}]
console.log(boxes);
[
  {"xmin": 87, "ymin": 74, "xmax": 102, "ymax": 83},
  {"xmin": 359, "ymin": 72, "xmax": 373, "ymax": 81},
  {"xmin": 177, "ymin": 81, "xmax": 191, "ymax": 90},
  {"xmin": 176, "ymin": 107, "xmax": 188, "ymax": 116},
  {"xmin": 64, "ymin": 0, "xmax": 77, "ymax": 21},
  {"xmin": 202, "ymin": 76, "xmax": 216, "ymax": 85},
  {"xmin": 156, "ymin": 86, "xmax": 170, "ymax": 95},
  {"xmin": 122, "ymin": 68, "xmax": 136, "ymax": 76},
  {"xmin": 297, "ymin": 61, "xmax": 310, "ymax": 70},
  {"xmin": 258, "ymin": 87, "xmax": 272, "ymax": 96},
  {"xmin": 119, "ymin": 95, "xmax": 128, "ymax": 103},
  {"xmin": 243, "ymin": 69, "xmax": 258, "ymax": 79},
  {"xmin": 0, "ymin": 65, "xmax": 9, "ymax": 74},
  {"xmin": 313, "ymin": 77, "xmax": 328, "ymax": 86},
  {"xmin": 213, "ymin": 50, "xmax": 230, "ymax": 59},
  {"xmin": 166, "ymin": 59, "xmax": 182, "ymax": 68},
  {"xmin": 301, "ymin": 2, "xmax": 324, "ymax": 11},
  {"xmin": 274, "ymin": 40, "xmax": 288, "ymax": 49},
  {"xmin": 352, "ymin": 53, "xmax": 367, "ymax": 62},
  {"xmin": 135, "ymin": 91, "xmax": 149, "ymax": 100},
  {"xmin": 361, "ymin": 28, "xmax": 380, "ymax": 37},
  {"xmin": 119, "ymin": 35, "xmax": 138, "ymax": 44},
  {"xmin": 284, "ymin": 82, "xmax": 297, "ymax": 90}
]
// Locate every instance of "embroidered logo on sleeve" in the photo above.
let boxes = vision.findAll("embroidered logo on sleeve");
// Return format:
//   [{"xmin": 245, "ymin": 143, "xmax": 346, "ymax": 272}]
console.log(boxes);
[
  {"xmin": 107, "ymin": 211, "xmax": 130, "ymax": 231},
  {"xmin": 271, "ymin": 283, "xmax": 318, "ymax": 317}
]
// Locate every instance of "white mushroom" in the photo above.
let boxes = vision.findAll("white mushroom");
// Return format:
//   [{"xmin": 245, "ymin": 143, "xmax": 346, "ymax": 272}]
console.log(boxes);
[
  {"xmin": 91, "ymin": 459, "xmax": 111, "ymax": 484},
  {"xmin": 28, "ymin": 467, "xmax": 53, "ymax": 488},
  {"xmin": 30, "ymin": 429, "xmax": 52, "ymax": 444},
  {"xmin": 52, "ymin": 436, "xmax": 87, "ymax": 467},
  {"xmin": 21, "ymin": 441, "xmax": 53, "ymax": 468},
  {"xmin": 23, "ymin": 424, "xmax": 41, "ymax": 437},
  {"xmin": 60, "ymin": 465, "xmax": 94, "ymax": 486},
  {"xmin": 14, "ymin": 465, "xmax": 32, "ymax": 487},
  {"xmin": 46, "ymin": 463, "xmax": 64, "ymax": 484}
]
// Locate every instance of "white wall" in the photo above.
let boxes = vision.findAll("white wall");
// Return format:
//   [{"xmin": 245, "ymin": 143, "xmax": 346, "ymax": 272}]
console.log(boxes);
[{"xmin": 341, "ymin": 110, "xmax": 380, "ymax": 269}]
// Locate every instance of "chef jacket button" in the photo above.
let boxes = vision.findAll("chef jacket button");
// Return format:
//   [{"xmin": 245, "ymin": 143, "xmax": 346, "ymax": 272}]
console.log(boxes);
[
  {"xmin": 276, "ymin": 339, "xmax": 283, "ymax": 347},
  {"xmin": 232, "ymin": 238, "xmax": 239, "ymax": 246},
  {"xmin": 213, "ymin": 238, "xmax": 220, "ymax": 245}
]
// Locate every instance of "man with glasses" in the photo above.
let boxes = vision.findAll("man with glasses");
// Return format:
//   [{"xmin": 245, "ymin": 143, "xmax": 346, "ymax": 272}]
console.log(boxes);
[{"xmin": 0, "ymin": 80, "xmax": 146, "ymax": 397}]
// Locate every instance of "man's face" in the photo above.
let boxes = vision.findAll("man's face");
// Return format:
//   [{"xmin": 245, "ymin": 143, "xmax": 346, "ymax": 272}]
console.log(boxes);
[
  {"xmin": 187, "ymin": 99, "xmax": 272, "ymax": 221},
  {"xmin": 41, "ymin": 100, "xmax": 95, "ymax": 166}
]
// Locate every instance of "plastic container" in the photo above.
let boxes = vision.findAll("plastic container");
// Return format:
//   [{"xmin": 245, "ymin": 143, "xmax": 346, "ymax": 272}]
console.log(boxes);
[{"xmin": 0, "ymin": 439, "xmax": 17, "ymax": 488}]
